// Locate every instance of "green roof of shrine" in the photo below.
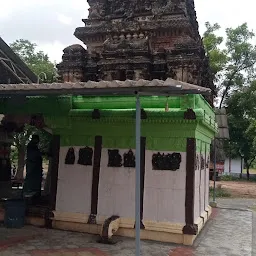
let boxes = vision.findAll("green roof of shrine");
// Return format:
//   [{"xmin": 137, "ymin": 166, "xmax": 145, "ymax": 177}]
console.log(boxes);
[{"xmin": 0, "ymin": 79, "xmax": 217, "ymax": 135}]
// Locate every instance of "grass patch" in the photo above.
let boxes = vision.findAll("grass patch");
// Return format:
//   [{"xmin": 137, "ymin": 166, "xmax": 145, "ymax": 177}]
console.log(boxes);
[
  {"xmin": 243, "ymin": 169, "xmax": 256, "ymax": 175},
  {"xmin": 209, "ymin": 186, "xmax": 231, "ymax": 198},
  {"xmin": 250, "ymin": 205, "xmax": 256, "ymax": 212},
  {"xmin": 221, "ymin": 175, "xmax": 240, "ymax": 181},
  {"xmin": 221, "ymin": 174, "xmax": 256, "ymax": 182}
]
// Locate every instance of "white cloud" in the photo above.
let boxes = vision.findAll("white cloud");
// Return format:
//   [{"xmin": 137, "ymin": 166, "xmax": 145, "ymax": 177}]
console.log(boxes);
[
  {"xmin": 38, "ymin": 39, "xmax": 82, "ymax": 63},
  {"xmin": 0, "ymin": 0, "xmax": 256, "ymax": 63},
  {"xmin": 195, "ymin": 0, "xmax": 256, "ymax": 36},
  {"xmin": 57, "ymin": 14, "xmax": 72, "ymax": 25}
]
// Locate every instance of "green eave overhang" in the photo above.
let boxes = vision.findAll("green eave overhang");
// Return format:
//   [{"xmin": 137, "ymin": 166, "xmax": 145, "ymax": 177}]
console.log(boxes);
[{"xmin": 68, "ymin": 108, "xmax": 217, "ymax": 132}]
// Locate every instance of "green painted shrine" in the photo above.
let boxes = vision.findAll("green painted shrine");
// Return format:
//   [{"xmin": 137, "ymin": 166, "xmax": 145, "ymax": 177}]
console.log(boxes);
[
  {"xmin": 0, "ymin": 94, "xmax": 217, "ymax": 151},
  {"xmin": 0, "ymin": 93, "xmax": 217, "ymax": 245}
]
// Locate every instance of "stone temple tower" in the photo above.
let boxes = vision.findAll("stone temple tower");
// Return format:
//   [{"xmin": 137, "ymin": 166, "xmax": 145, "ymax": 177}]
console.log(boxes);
[{"xmin": 57, "ymin": 0, "xmax": 214, "ymax": 99}]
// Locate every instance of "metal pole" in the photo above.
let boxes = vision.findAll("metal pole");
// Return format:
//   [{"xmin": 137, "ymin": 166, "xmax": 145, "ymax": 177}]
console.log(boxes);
[
  {"xmin": 213, "ymin": 138, "xmax": 217, "ymax": 202},
  {"xmin": 135, "ymin": 93, "xmax": 141, "ymax": 256}
]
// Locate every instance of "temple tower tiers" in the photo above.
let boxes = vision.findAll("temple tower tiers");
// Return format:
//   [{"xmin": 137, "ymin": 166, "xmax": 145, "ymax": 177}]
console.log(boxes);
[{"xmin": 57, "ymin": 0, "xmax": 214, "ymax": 95}]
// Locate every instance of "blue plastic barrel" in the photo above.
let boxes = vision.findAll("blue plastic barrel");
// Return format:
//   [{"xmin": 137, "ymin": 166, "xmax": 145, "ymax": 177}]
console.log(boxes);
[{"xmin": 4, "ymin": 199, "xmax": 26, "ymax": 228}]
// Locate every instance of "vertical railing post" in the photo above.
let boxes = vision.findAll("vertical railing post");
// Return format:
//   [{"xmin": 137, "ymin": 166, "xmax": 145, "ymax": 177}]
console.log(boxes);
[{"xmin": 135, "ymin": 93, "xmax": 141, "ymax": 256}]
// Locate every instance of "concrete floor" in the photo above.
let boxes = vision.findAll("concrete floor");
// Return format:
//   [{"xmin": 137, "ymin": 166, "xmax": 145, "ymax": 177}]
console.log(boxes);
[{"xmin": 0, "ymin": 198, "xmax": 255, "ymax": 256}]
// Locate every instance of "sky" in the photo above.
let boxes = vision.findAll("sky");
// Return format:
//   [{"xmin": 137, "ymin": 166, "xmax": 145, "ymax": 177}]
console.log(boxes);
[{"xmin": 0, "ymin": 0, "xmax": 255, "ymax": 63}]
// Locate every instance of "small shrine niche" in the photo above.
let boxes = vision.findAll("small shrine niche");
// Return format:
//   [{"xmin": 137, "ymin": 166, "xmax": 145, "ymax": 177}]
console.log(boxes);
[
  {"xmin": 123, "ymin": 150, "xmax": 135, "ymax": 168},
  {"xmin": 108, "ymin": 149, "xmax": 122, "ymax": 167},
  {"xmin": 78, "ymin": 147, "xmax": 93, "ymax": 166},
  {"xmin": 65, "ymin": 147, "xmax": 76, "ymax": 165},
  {"xmin": 152, "ymin": 152, "xmax": 181, "ymax": 171}
]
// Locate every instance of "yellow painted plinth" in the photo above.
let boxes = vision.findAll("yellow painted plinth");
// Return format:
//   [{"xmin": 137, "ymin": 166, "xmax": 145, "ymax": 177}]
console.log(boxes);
[
  {"xmin": 0, "ymin": 206, "xmax": 212, "ymax": 246},
  {"xmin": 52, "ymin": 206, "xmax": 212, "ymax": 246}
]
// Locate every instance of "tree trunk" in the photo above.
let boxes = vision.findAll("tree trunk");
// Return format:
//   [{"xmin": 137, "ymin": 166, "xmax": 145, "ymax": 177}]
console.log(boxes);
[
  {"xmin": 15, "ymin": 146, "xmax": 26, "ymax": 180},
  {"xmin": 43, "ymin": 159, "xmax": 51, "ymax": 195},
  {"xmin": 247, "ymin": 166, "xmax": 250, "ymax": 181},
  {"xmin": 240, "ymin": 157, "xmax": 243, "ymax": 179}
]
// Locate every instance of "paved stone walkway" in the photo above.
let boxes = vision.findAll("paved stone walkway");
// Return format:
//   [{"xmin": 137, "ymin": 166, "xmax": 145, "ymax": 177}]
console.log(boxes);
[
  {"xmin": 195, "ymin": 208, "xmax": 252, "ymax": 256},
  {"xmin": 216, "ymin": 198, "xmax": 256, "ymax": 210},
  {"xmin": 0, "ymin": 198, "xmax": 255, "ymax": 256},
  {"xmin": 0, "ymin": 226, "xmax": 176, "ymax": 256}
]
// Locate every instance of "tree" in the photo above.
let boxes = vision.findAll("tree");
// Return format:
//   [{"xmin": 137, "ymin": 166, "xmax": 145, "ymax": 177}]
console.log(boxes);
[
  {"xmin": 203, "ymin": 22, "xmax": 256, "ymax": 108},
  {"xmin": 13, "ymin": 124, "xmax": 51, "ymax": 180},
  {"xmin": 225, "ymin": 83, "xmax": 256, "ymax": 180},
  {"xmin": 10, "ymin": 39, "xmax": 57, "ymax": 83},
  {"xmin": 9, "ymin": 39, "xmax": 55, "ymax": 180}
]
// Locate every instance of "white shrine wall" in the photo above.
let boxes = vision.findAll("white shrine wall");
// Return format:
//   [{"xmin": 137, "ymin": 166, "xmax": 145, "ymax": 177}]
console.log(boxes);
[
  {"xmin": 55, "ymin": 147, "xmax": 194, "ymax": 225},
  {"xmin": 143, "ymin": 151, "xmax": 186, "ymax": 224},
  {"xmin": 97, "ymin": 149, "xmax": 136, "ymax": 219},
  {"xmin": 55, "ymin": 147, "xmax": 93, "ymax": 215}
]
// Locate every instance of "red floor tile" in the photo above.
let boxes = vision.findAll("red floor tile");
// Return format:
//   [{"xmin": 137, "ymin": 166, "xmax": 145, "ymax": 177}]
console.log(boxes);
[
  {"xmin": 0, "ymin": 235, "xmax": 37, "ymax": 251},
  {"xmin": 30, "ymin": 248, "xmax": 108, "ymax": 256},
  {"xmin": 169, "ymin": 247, "xmax": 195, "ymax": 256}
]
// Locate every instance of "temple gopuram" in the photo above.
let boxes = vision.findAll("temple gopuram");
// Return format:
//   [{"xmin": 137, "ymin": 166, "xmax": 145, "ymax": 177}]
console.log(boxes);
[{"xmin": 57, "ymin": 0, "xmax": 214, "ymax": 103}]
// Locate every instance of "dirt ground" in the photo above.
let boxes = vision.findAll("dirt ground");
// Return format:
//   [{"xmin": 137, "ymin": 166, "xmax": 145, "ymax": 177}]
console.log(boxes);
[{"xmin": 210, "ymin": 180, "xmax": 256, "ymax": 198}]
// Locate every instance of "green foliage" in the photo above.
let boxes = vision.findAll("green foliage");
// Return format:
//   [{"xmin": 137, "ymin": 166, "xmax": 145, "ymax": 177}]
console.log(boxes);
[
  {"xmin": 10, "ymin": 39, "xmax": 57, "ymax": 83},
  {"xmin": 203, "ymin": 22, "xmax": 228, "ymax": 76},
  {"xmin": 9, "ymin": 39, "xmax": 54, "ymax": 175},
  {"xmin": 203, "ymin": 22, "xmax": 256, "ymax": 108},
  {"xmin": 13, "ymin": 124, "xmax": 51, "ymax": 155},
  {"xmin": 209, "ymin": 186, "xmax": 231, "ymax": 198},
  {"xmin": 224, "ymin": 83, "xmax": 256, "ymax": 176},
  {"xmin": 221, "ymin": 175, "xmax": 240, "ymax": 181}
]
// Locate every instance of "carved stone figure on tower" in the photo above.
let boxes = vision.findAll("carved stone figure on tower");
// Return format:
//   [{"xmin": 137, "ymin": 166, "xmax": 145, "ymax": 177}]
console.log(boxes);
[{"xmin": 88, "ymin": 2, "xmax": 105, "ymax": 20}]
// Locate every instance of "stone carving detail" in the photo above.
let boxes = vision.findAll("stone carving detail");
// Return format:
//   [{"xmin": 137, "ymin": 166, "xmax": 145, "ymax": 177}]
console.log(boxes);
[
  {"xmin": 78, "ymin": 147, "xmax": 93, "ymax": 166},
  {"xmin": 65, "ymin": 147, "xmax": 75, "ymax": 165},
  {"xmin": 88, "ymin": 1, "xmax": 105, "ymax": 19},
  {"xmin": 123, "ymin": 150, "xmax": 135, "ymax": 168},
  {"xmin": 152, "ymin": 152, "xmax": 181, "ymax": 171},
  {"xmin": 108, "ymin": 149, "xmax": 122, "ymax": 167}
]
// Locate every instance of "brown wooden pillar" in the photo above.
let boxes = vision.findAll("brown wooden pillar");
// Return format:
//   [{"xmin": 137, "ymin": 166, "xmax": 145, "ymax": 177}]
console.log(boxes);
[
  {"xmin": 49, "ymin": 135, "xmax": 60, "ymax": 211},
  {"xmin": 182, "ymin": 138, "xmax": 198, "ymax": 235},
  {"xmin": 88, "ymin": 136, "xmax": 102, "ymax": 224},
  {"xmin": 45, "ymin": 135, "xmax": 60, "ymax": 228}
]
